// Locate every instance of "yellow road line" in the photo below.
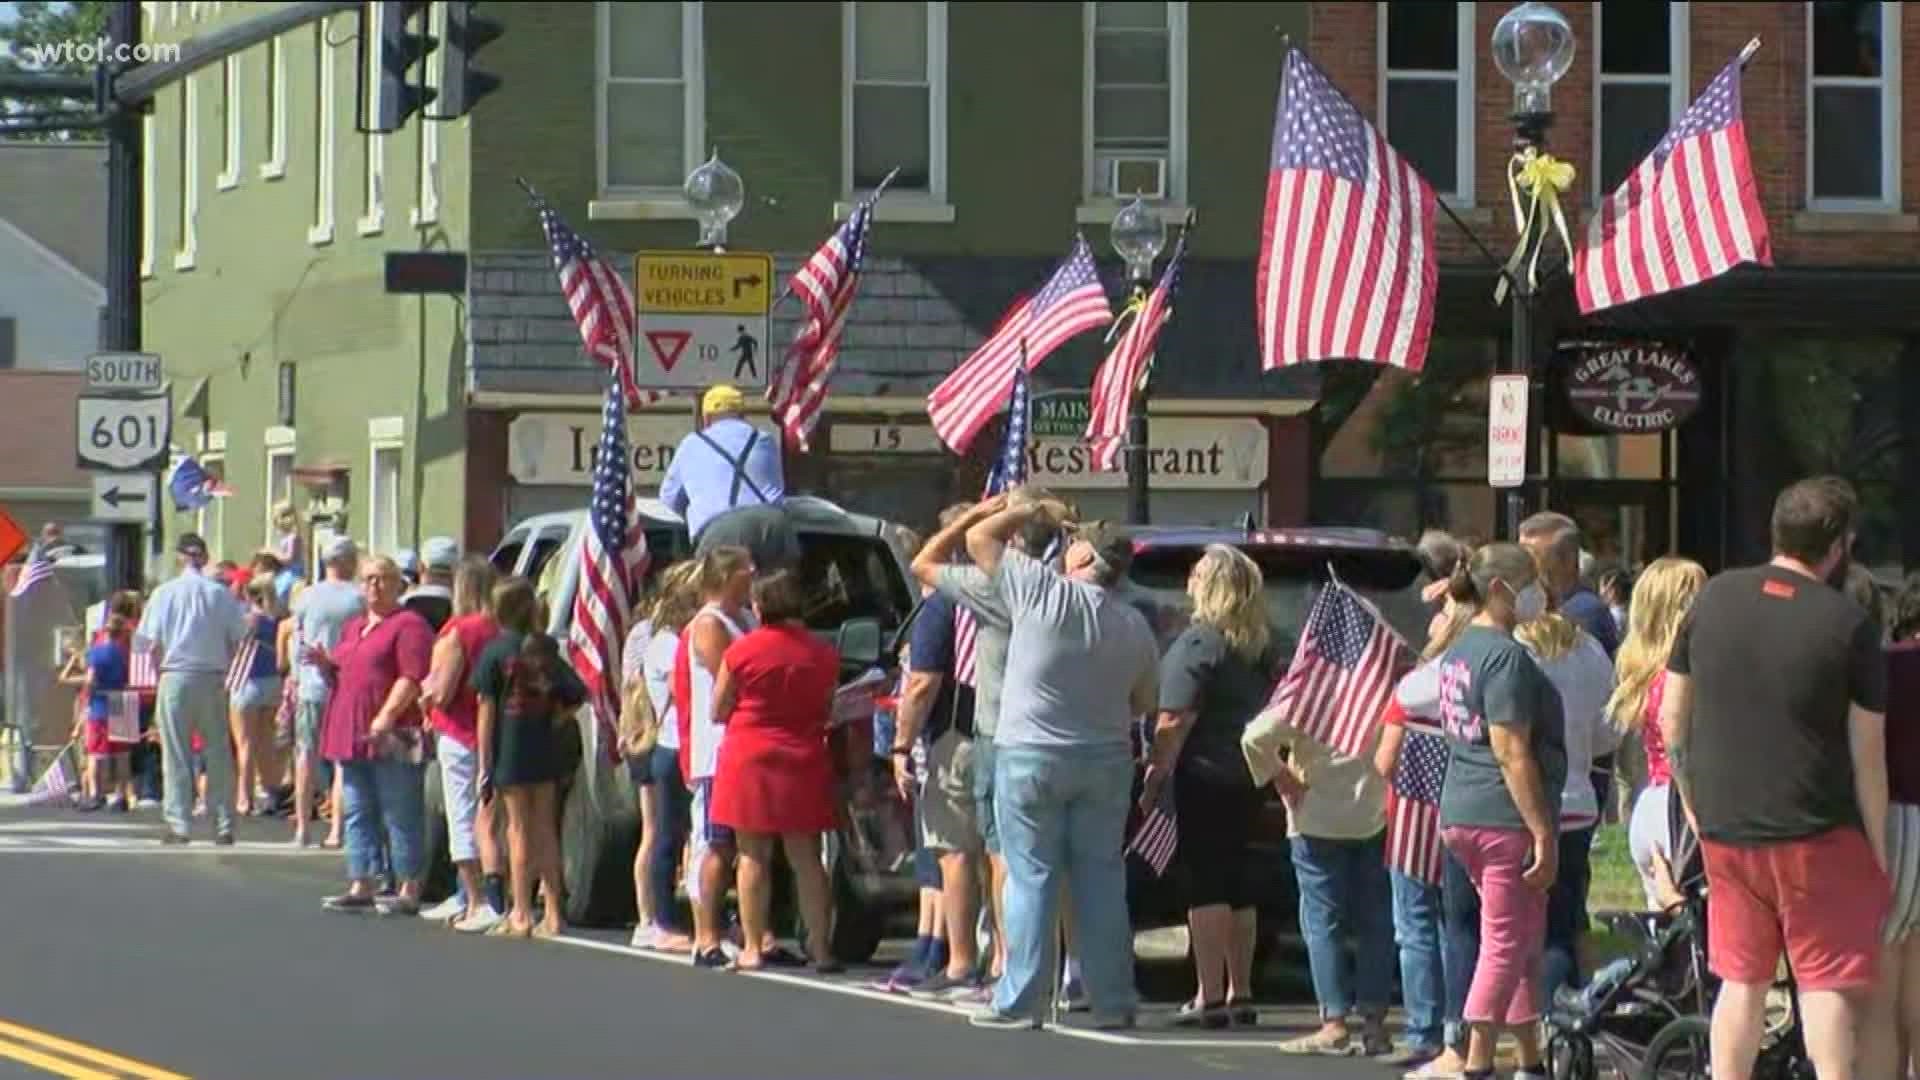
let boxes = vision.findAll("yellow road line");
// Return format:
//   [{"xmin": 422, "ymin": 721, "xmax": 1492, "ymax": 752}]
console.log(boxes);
[
  {"xmin": 0, "ymin": 1018, "xmax": 192, "ymax": 1080},
  {"xmin": 0, "ymin": 1036, "xmax": 117, "ymax": 1080}
]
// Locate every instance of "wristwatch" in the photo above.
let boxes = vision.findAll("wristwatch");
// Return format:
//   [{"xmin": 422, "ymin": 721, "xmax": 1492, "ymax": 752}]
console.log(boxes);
[{"xmin": 889, "ymin": 745, "xmax": 913, "ymax": 758}]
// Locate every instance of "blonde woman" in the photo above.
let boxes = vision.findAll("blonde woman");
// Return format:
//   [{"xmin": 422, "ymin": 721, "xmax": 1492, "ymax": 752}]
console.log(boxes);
[
  {"xmin": 1605, "ymin": 557, "xmax": 1706, "ymax": 909},
  {"xmin": 420, "ymin": 555, "xmax": 504, "ymax": 931},
  {"xmin": 1865, "ymin": 576, "xmax": 1920, "ymax": 1080},
  {"xmin": 232, "ymin": 575, "xmax": 286, "ymax": 816},
  {"xmin": 627, "ymin": 561, "xmax": 701, "ymax": 953},
  {"xmin": 1144, "ymin": 545, "xmax": 1278, "ymax": 1028}
]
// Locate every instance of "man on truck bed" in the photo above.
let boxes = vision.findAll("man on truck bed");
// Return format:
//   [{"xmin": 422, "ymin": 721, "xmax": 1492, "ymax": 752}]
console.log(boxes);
[{"xmin": 663, "ymin": 385, "xmax": 787, "ymax": 546}]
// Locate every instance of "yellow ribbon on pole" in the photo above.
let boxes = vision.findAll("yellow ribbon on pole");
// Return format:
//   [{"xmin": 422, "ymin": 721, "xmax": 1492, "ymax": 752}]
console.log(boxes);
[{"xmin": 1495, "ymin": 147, "xmax": 1576, "ymax": 305}]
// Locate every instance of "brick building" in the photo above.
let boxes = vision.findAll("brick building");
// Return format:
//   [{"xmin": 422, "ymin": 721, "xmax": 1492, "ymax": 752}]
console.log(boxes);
[{"xmin": 1311, "ymin": 1, "xmax": 1919, "ymax": 572}]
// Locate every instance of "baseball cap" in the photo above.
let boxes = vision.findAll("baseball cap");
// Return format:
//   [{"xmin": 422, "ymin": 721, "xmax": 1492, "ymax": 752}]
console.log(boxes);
[
  {"xmin": 395, "ymin": 548, "xmax": 421, "ymax": 578},
  {"xmin": 1074, "ymin": 522, "xmax": 1135, "ymax": 580},
  {"xmin": 422, "ymin": 536, "xmax": 459, "ymax": 570},
  {"xmin": 702, "ymin": 384, "xmax": 745, "ymax": 417},
  {"xmin": 321, "ymin": 536, "xmax": 358, "ymax": 564},
  {"xmin": 175, "ymin": 533, "xmax": 208, "ymax": 559}
]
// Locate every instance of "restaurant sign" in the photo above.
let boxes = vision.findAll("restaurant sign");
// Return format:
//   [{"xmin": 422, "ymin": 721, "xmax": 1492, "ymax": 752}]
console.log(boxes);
[{"xmin": 1560, "ymin": 341, "xmax": 1703, "ymax": 434}]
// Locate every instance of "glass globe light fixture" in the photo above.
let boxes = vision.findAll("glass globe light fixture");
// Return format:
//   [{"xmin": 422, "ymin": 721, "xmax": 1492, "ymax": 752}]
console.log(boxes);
[
  {"xmin": 684, "ymin": 151, "xmax": 744, "ymax": 248},
  {"xmin": 1491, "ymin": 2, "xmax": 1575, "ymax": 116},
  {"xmin": 1110, "ymin": 195, "xmax": 1166, "ymax": 284}
]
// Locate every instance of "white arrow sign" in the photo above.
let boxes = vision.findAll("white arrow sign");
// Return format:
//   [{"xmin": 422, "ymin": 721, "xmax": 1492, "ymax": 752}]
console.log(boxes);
[{"xmin": 77, "ymin": 393, "xmax": 172, "ymax": 472}]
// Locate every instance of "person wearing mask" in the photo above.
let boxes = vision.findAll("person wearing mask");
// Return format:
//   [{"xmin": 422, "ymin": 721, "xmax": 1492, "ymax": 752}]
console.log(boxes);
[
  {"xmin": 962, "ymin": 498, "xmax": 1159, "ymax": 1031},
  {"xmin": 1142, "ymin": 545, "xmax": 1277, "ymax": 1030},
  {"xmin": 673, "ymin": 546, "xmax": 759, "ymax": 968},
  {"xmin": 309, "ymin": 555, "xmax": 435, "ymax": 916},
  {"xmin": 418, "ymin": 555, "xmax": 505, "ymax": 932},
  {"xmin": 473, "ymin": 577, "xmax": 585, "ymax": 938},
  {"xmin": 1867, "ymin": 575, "xmax": 1920, "ymax": 1078},
  {"xmin": 1604, "ymin": 557, "xmax": 1706, "ymax": 908},
  {"xmin": 231, "ymin": 576, "xmax": 286, "ymax": 817},
  {"xmin": 292, "ymin": 538, "xmax": 365, "ymax": 849},
  {"xmin": 709, "ymin": 570, "xmax": 842, "ymax": 973},
  {"xmin": 135, "ymin": 533, "xmax": 251, "ymax": 846},
  {"xmin": 1435, "ymin": 543, "xmax": 1567, "ymax": 1080},
  {"xmin": 1665, "ymin": 477, "xmax": 1888, "ymax": 1080},
  {"xmin": 625, "ymin": 563, "xmax": 700, "ymax": 953},
  {"xmin": 403, "ymin": 538, "xmax": 459, "ymax": 632},
  {"xmin": 661, "ymin": 385, "xmax": 786, "ymax": 544}
]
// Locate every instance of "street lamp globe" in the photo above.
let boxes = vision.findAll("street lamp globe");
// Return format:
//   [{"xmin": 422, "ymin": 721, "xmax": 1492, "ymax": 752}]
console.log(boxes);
[
  {"xmin": 1110, "ymin": 195, "xmax": 1166, "ymax": 284},
  {"xmin": 684, "ymin": 150, "xmax": 744, "ymax": 248},
  {"xmin": 1491, "ymin": 2, "xmax": 1575, "ymax": 116}
]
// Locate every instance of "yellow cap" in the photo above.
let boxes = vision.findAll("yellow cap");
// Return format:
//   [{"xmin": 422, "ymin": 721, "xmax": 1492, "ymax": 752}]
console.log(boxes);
[{"xmin": 702, "ymin": 384, "xmax": 745, "ymax": 416}]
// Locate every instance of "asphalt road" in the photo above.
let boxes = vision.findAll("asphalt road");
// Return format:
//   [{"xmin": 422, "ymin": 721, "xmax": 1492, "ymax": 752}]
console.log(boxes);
[{"xmin": 0, "ymin": 805, "xmax": 1387, "ymax": 1080}]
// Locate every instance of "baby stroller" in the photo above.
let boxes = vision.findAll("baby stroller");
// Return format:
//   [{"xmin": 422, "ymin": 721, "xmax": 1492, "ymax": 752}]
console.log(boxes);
[{"xmin": 1546, "ymin": 795, "xmax": 1710, "ymax": 1080}]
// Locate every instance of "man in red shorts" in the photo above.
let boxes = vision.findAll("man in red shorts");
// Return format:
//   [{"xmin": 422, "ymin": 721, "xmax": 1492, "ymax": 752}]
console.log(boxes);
[{"xmin": 1662, "ymin": 476, "xmax": 1889, "ymax": 1080}]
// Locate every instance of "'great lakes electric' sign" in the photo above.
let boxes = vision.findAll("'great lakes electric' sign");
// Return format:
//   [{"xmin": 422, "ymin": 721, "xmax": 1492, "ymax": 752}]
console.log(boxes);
[{"xmin": 1561, "ymin": 341, "xmax": 1703, "ymax": 434}]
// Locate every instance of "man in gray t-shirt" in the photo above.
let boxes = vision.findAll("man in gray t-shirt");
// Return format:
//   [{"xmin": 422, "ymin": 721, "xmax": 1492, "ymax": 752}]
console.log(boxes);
[
  {"xmin": 964, "ymin": 500, "xmax": 1157, "ymax": 1029},
  {"xmin": 291, "ymin": 538, "xmax": 365, "ymax": 844}
]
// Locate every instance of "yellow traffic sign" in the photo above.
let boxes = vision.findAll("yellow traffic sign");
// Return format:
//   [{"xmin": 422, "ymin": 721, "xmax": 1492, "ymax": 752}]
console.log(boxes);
[{"xmin": 635, "ymin": 251, "xmax": 774, "ymax": 316}]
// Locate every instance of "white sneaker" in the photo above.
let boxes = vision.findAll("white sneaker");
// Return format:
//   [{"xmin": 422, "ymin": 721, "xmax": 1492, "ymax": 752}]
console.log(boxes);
[
  {"xmin": 454, "ymin": 908, "xmax": 504, "ymax": 934},
  {"xmin": 420, "ymin": 896, "xmax": 466, "ymax": 923},
  {"xmin": 629, "ymin": 925, "xmax": 658, "ymax": 950}
]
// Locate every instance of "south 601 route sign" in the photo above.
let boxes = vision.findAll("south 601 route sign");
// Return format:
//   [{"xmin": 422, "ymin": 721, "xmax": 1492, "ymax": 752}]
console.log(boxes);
[{"xmin": 76, "ymin": 392, "xmax": 172, "ymax": 472}]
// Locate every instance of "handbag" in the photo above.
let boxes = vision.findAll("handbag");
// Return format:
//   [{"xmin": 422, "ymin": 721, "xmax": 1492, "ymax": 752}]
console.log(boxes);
[{"xmin": 618, "ymin": 677, "xmax": 660, "ymax": 759}]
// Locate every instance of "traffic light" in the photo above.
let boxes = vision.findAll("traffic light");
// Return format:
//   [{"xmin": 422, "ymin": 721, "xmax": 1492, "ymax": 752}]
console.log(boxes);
[
  {"xmin": 438, "ymin": 1, "xmax": 503, "ymax": 119},
  {"xmin": 372, "ymin": 1, "xmax": 436, "ymax": 132}
]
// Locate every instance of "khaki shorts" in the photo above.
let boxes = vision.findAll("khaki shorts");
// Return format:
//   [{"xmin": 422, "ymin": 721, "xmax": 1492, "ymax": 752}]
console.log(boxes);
[{"xmin": 918, "ymin": 728, "xmax": 982, "ymax": 854}]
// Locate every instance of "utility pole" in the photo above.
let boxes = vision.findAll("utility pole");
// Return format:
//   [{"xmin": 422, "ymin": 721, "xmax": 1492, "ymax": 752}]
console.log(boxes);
[{"xmin": 104, "ymin": 0, "xmax": 152, "ymax": 589}]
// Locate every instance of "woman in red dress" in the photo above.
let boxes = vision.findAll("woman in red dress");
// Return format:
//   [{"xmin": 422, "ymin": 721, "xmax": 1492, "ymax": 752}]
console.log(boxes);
[{"xmin": 710, "ymin": 569, "xmax": 841, "ymax": 973}]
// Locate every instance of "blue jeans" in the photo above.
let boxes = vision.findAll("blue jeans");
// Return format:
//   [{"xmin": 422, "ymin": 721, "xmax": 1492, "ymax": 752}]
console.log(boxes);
[
  {"xmin": 645, "ymin": 746, "xmax": 690, "ymax": 931},
  {"xmin": 1440, "ymin": 846, "xmax": 1480, "ymax": 1047},
  {"xmin": 1290, "ymin": 833, "xmax": 1394, "ymax": 1021},
  {"xmin": 341, "ymin": 759, "xmax": 426, "ymax": 884},
  {"xmin": 1390, "ymin": 870, "xmax": 1445, "ymax": 1050},
  {"xmin": 1543, "ymin": 825, "xmax": 1594, "ymax": 1000},
  {"xmin": 991, "ymin": 743, "xmax": 1136, "ymax": 1021}
]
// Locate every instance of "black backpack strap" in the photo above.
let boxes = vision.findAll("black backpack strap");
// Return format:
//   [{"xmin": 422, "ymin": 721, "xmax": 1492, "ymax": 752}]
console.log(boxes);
[{"xmin": 693, "ymin": 428, "xmax": 769, "ymax": 507}]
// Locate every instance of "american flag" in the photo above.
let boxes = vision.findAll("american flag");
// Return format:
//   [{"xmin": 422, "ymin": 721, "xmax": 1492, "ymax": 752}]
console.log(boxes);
[
  {"xmin": 1575, "ymin": 47, "xmax": 1770, "ymax": 314},
  {"xmin": 226, "ymin": 634, "xmax": 259, "ymax": 697},
  {"xmin": 129, "ymin": 644, "xmax": 158, "ymax": 690},
  {"xmin": 107, "ymin": 690, "xmax": 142, "ymax": 743},
  {"xmin": 954, "ymin": 364, "xmax": 1032, "ymax": 687},
  {"xmin": 8, "ymin": 545, "xmax": 55, "ymax": 597},
  {"xmin": 1128, "ymin": 777, "xmax": 1179, "ymax": 877},
  {"xmin": 769, "ymin": 175, "xmax": 891, "ymax": 451},
  {"xmin": 28, "ymin": 752, "xmax": 73, "ymax": 806},
  {"xmin": 1257, "ymin": 47, "xmax": 1436, "ymax": 373},
  {"xmin": 1266, "ymin": 582, "xmax": 1405, "ymax": 760},
  {"xmin": 1086, "ymin": 230, "xmax": 1186, "ymax": 471},
  {"xmin": 168, "ymin": 455, "xmax": 233, "ymax": 511},
  {"xmin": 567, "ymin": 375, "xmax": 651, "ymax": 756},
  {"xmin": 523, "ymin": 179, "xmax": 661, "ymax": 411},
  {"xmin": 1386, "ymin": 717, "xmax": 1449, "ymax": 886},
  {"xmin": 927, "ymin": 236, "xmax": 1111, "ymax": 453}
]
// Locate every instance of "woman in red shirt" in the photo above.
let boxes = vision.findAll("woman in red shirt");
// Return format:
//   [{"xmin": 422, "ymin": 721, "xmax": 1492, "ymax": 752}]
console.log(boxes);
[
  {"xmin": 1867, "ymin": 575, "xmax": 1920, "ymax": 1079},
  {"xmin": 710, "ymin": 569, "xmax": 841, "ymax": 973},
  {"xmin": 418, "ymin": 555, "xmax": 503, "ymax": 932}
]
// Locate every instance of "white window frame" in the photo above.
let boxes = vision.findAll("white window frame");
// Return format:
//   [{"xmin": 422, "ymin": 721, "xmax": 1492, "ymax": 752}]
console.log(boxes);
[
  {"xmin": 308, "ymin": 18, "xmax": 336, "ymax": 245},
  {"xmin": 264, "ymin": 427, "xmax": 296, "ymax": 546},
  {"xmin": 367, "ymin": 416, "xmax": 406, "ymax": 557},
  {"xmin": 410, "ymin": 1, "xmax": 444, "ymax": 226},
  {"xmin": 358, "ymin": 1, "xmax": 387, "ymax": 236},
  {"xmin": 1806, "ymin": 0, "xmax": 1902, "ymax": 212},
  {"xmin": 217, "ymin": 54, "xmax": 242, "ymax": 190},
  {"xmin": 1377, "ymin": 0, "xmax": 1477, "ymax": 207},
  {"xmin": 173, "ymin": 74, "xmax": 198, "ymax": 269},
  {"xmin": 1591, "ymin": 2, "xmax": 1690, "ymax": 206},
  {"xmin": 590, "ymin": 1, "xmax": 706, "ymax": 220},
  {"xmin": 197, "ymin": 430, "xmax": 227, "ymax": 558},
  {"xmin": 1075, "ymin": 1, "xmax": 1190, "ymax": 226},
  {"xmin": 141, "ymin": 111, "xmax": 156, "ymax": 278},
  {"xmin": 836, "ymin": 2, "xmax": 952, "ymax": 224},
  {"xmin": 260, "ymin": 34, "xmax": 287, "ymax": 180}
]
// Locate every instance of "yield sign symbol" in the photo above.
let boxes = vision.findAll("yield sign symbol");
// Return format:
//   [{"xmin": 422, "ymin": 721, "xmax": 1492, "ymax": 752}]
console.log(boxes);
[{"xmin": 645, "ymin": 330, "xmax": 692, "ymax": 372}]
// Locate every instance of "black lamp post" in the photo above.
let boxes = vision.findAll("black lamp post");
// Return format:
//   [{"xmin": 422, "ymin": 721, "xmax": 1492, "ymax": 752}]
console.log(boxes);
[
  {"xmin": 1491, "ymin": 2, "xmax": 1575, "ymax": 540},
  {"xmin": 1109, "ymin": 195, "xmax": 1167, "ymax": 525}
]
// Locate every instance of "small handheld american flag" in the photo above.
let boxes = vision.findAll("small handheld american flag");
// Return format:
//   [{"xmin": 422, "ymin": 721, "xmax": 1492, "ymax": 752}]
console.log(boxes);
[
  {"xmin": 1128, "ymin": 777, "xmax": 1179, "ymax": 877},
  {"xmin": 1265, "ymin": 581, "xmax": 1405, "ymax": 760},
  {"xmin": 106, "ymin": 691, "xmax": 142, "ymax": 744},
  {"xmin": 953, "ymin": 364, "xmax": 1032, "ymax": 688},
  {"xmin": 1386, "ymin": 717, "xmax": 1449, "ymax": 886},
  {"xmin": 129, "ymin": 645, "xmax": 158, "ymax": 691},
  {"xmin": 521, "ymin": 179, "xmax": 662, "ymax": 411},
  {"xmin": 28, "ymin": 751, "xmax": 74, "ymax": 806},
  {"xmin": 7, "ymin": 545, "xmax": 55, "ymax": 598},
  {"xmin": 226, "ymin": 635, "xmax": 259, "ymax": 698}
]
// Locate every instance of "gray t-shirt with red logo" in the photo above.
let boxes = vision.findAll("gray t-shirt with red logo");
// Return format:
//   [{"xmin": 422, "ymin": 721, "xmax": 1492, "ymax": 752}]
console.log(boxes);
[{"xmin": 1435, "ymin": 625, "xmax": 1566, "ymax": 832}]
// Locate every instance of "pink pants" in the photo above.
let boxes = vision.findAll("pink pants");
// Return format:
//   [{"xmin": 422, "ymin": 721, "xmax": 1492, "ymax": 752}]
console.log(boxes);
[{"xmin": 1442, "ymin": 825, "xmax": 1548, "ymax": 1026}]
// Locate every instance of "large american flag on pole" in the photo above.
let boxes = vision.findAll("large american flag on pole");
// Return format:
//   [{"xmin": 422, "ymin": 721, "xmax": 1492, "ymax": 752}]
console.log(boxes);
[
  {"xmin": 1086, "ymin": 230, "xmax": 1186, "ymax": 471},
  {"xmin": 1575, "ymin": 44, "xmax": 1770, "ymax": 314},
  {"xmin": 568, "ymin": 372, "xmax": 651, "ymax": 755},
  {"xmin": 953, "ymin": 363, "xmax": 1032, "ymax": 688},
  {"xmin": 523, "ymin": 179, "xmax": 662, "ymax": 411},
  {"xmin": 768, "ymin": 174, "xmax": 891, "ymax": 451},
  {"xmin": 927, "ymin": 237, "xmax": 1110, "ymax": 454},
  {"xmin": 1264, "ymin": 581, "xmax": 1405, "ymax": 761},
  {"xmin": 1387, "ymin": 715, "xmax": 1449, "ymax": 886},
  {"xmin": 1257, "ymin": 47, "xmax": 1436, "ymax": 373}
]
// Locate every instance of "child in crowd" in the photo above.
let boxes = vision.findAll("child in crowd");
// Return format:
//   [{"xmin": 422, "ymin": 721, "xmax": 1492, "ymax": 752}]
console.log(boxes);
[
  {"xmin": 271, "ymin": 503, "xmax": 304, "ymax": 578},
  {"xmin": 61, "ymin": 592, "xmax": 146, "ymax": 812},
  {"xmin": 232, "ymin": 576, "xmax": 285, "ymax": 816}
]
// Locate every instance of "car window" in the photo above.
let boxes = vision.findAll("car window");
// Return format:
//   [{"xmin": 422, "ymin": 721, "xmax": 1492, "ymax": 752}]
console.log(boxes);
[
  {"xmin": 1126, "ymin": 544, "xmax": 1429, "ymax": 656},
  {"xmin": 491, "ymin": 532, "xmax": 527, "ymax": 576},
  {"xmin": 793, "ymin": 533, "xmax": 912, "ymax": 635}
]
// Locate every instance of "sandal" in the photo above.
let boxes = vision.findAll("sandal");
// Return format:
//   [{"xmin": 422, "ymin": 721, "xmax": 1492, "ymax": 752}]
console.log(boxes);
[
  {"xmin": 486, "ymin": 920, "xmax": 531, "ymax": 938},
  {"xmin": 1174, "ymin": 1000, "xmax": 1229, "ymax": 1030},
  {"xmin": 1278, "ymin": 1029, "xmax": 1357, "ymax": 1056},
  {"xmin": 761, "ymin": 945, "xmax": 807, "ymax": 968},
  {"xmin": 532, "ymin": 922, "xmax": 564, "ymax": 940}
]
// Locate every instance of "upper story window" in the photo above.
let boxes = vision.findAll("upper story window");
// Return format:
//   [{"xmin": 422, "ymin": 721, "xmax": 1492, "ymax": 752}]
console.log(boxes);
[
  {"xmin": 844, "ymin": 2, "xmax": 947, "ymax": 202},
  {"xmin": 1379, "ymin": 0, "xmax": 1475, "ymax": 205},
  {"xmin": 261, "ymin": 34, "xmax": 287, "ymax": 179},
  {"xmin": 1085, "ymin": 1, "xmax": 1188, "ymax": 204},
  {"xmin": 598, "ymin": 1, "xmax": 705, "ymax": 193},
  {"xmin": 1808, "ymin": 0, "xmax": 1901, "ymax": 209},
  {"xmin": 1594, "ymin": 2, "xmax": 1690, "ymax": 198}
]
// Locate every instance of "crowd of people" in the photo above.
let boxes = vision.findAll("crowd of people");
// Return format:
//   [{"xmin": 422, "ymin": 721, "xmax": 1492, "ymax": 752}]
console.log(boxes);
[{"xmin": 36, "ymin": 465, "xmax": 1920, "ymax": 1077}]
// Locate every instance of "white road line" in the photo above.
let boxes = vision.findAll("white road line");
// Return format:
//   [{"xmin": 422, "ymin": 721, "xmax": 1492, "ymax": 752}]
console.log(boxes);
[{"xmin": 0, "ymin": 821, "xmax": 158, "ymax": 833}]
